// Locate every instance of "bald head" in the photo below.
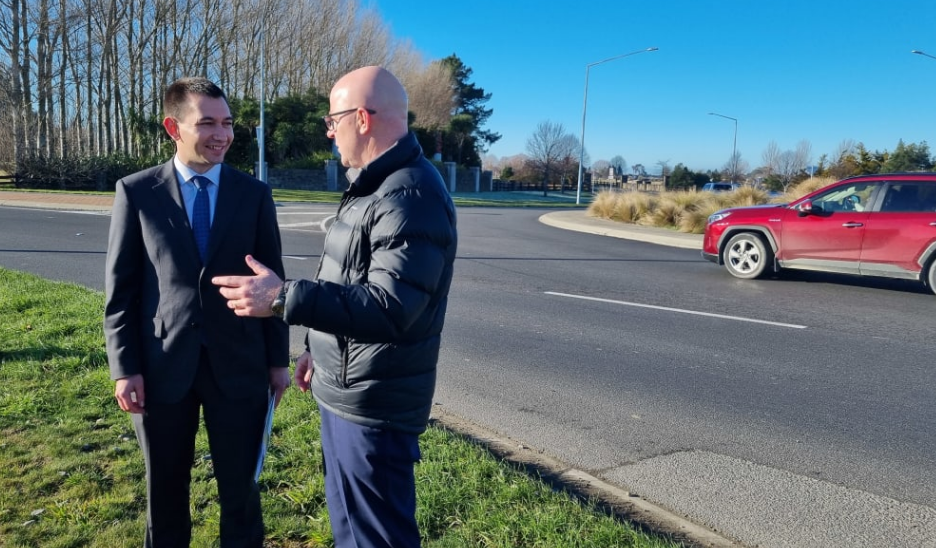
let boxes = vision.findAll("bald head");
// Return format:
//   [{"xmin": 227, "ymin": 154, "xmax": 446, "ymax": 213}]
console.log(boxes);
[{"xmin": 331, "ymin": 66, "xmax": 408, "ymax": 141}]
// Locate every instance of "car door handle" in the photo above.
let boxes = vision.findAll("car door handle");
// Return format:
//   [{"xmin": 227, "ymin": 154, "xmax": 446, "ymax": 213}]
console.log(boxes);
[
  {"xmin": 841, "ymin": 222, "xmax": 864, "ymax": 228},
  {"xmin": 930, "ymin": 222, "xmax": 936, "ymax": 227}
]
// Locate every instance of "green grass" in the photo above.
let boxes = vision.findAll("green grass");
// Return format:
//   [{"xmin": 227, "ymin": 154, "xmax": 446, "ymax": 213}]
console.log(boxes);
[
  {"xmin": 0, "ymin": 268, "xmax": 681, "ymax": 548},
  {"xmin": 271, "ymin": 189, "xmax": 589, "ymax": 208},
  {"xmin": 272, "ymin": 189, "xmax": 343, "ymax": 203}
]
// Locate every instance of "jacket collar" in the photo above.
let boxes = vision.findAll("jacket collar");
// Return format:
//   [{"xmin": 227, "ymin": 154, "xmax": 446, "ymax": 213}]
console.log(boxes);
[{"xmin": 346, "ymin": 131, "xmax": 423, "ymax": 196}]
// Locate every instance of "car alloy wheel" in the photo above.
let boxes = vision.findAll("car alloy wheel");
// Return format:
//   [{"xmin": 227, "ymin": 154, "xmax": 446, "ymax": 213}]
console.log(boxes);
[{"xmin": 723, "ymin": 232, "xmax": 772, "ymax": 279}]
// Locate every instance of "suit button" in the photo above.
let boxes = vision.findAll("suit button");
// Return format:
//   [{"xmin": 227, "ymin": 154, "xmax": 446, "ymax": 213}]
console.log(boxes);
[{"xmin": 189, "ymin": 321, "xmax": 199, "ymax": 328}]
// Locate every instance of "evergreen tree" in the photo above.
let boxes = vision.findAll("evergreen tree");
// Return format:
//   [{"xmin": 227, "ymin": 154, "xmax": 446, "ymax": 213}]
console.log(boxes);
[
  {"xmin": 440, "ymin": 54, "xmax": 501, "ymax": 165},
  {"xmin": 882, "ymin": 140, "xmax": 933, "ymax": 172}
]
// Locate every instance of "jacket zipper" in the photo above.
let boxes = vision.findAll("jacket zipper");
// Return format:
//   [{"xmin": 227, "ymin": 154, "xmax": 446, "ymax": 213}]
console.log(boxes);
[{"xmin": 341, "ymin": 342, "xmax": 349, "ymax": 388}]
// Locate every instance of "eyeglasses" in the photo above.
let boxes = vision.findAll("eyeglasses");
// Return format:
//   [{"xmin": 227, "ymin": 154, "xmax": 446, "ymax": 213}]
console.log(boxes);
[{"xmin": 322, "ymin": 108, "xmax": 376, "ymax": 132}]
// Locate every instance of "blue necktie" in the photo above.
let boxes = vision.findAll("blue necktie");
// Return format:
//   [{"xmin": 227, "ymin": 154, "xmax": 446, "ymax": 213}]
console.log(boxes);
[{"xmin": 191, "ymin": 176, "xmax": 211, "ymax": 261}]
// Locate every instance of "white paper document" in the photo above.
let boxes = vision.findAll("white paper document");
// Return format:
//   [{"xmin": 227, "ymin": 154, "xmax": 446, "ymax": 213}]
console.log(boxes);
[{"xmin": 254, "ymin": 391, "xmax": 276, "ymax": 482}]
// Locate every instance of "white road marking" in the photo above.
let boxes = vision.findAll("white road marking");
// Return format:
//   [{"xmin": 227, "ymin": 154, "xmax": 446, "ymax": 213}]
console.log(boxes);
[
  {"xmin": 545, "ymin": 291, "xmax": 807, "ymax": 329},
  {"xmin": 279, "ymin": 221, "xmax": 324, "ymax": 228}
]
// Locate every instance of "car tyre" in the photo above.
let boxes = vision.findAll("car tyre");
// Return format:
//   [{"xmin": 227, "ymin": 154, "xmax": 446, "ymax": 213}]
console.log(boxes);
[
  {"xmin": 927, "ymin": 260, "xmax": 936, "ymax": 295},
  {"xmin": 723, "ymin": 232, "xmax": 772, "ymax": 279}
]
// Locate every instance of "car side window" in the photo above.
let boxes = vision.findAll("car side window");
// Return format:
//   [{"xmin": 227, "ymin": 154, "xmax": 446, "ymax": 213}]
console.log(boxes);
[
  {"xmin": 812, "ymin": 182, "xmax": 875, "ymax": 212},
  {"xmin": 880, "ymin": 183, "xmax": 934, "ymax": 213}
]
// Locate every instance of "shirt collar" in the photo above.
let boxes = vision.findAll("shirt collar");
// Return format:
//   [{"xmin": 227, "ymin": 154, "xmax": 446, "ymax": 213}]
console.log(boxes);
[{"xmin": 173, "ymin": 157, "xmax": 221, "ymax": 186}]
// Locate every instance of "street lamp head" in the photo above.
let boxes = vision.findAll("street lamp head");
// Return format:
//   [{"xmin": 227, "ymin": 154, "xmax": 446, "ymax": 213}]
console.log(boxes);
[
  {"xmin": 708, "ymin": 112, "xmax": 739, "ymax": 183},
  {"xmin": 575, "ymin": 46, "xmax": 659, "ymax": 204},
  {"xmin": 708, "ymin": 112, "xmax": 737, "ymax": 122},
  {"xmin": 912, "ymin": 50, "xmax": 936, "ymax": 60}
]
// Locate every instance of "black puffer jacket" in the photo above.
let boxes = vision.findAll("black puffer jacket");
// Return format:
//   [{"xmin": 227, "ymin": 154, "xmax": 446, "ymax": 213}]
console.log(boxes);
[{"xmin": 284, "ymin": 132, "xmax": 458, "ymax": 434}]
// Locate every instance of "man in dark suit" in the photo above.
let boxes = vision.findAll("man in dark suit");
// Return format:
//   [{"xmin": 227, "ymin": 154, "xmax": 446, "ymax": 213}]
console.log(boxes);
[{"xmin": 104, "ymin": 77, "xmax": 289, "ymax": 548}]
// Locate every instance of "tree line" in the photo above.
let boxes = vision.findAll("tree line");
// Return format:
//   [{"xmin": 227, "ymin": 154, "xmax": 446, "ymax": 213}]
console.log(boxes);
[
  {"xmin": 487, "ymin": 116, "xmax": 932, "ymax": 194},
  {"xmin": 0, "ymin": 0, "xmax": 499, "ymax": 186}
]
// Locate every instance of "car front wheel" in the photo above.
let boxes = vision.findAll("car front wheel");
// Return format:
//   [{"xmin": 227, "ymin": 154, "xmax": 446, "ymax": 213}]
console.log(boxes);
[
  {"xmin": 723, "ymin": 232, "xmax": 772, "ymax": 279},
  {"xmin": 927, "ymin": 261, "xmax": 936, "ymax": 295}
]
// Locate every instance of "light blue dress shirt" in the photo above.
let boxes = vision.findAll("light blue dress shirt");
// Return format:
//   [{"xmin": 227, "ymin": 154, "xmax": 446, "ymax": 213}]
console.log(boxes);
[{"xmin": 173, "ymin": 157, "xmax": 220, "ymax": 225}]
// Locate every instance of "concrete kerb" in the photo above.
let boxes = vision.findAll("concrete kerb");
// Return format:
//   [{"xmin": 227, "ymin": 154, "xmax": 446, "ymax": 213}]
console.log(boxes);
[
  {"xmin": 539, "ymin": 210, "xmax": 703, "ymax": 250},
  {"xmin": 430, "ymin": 406, "xmax": 742, "ymax": 548}
]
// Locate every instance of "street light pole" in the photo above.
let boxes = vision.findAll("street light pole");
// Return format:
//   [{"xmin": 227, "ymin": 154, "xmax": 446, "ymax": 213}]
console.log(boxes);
[
  {"xmin": 576, "ymin": 47, "xmax": 658, "ymax": 205},
  {"xmin": 708, "ymin": 112, "xmax": 738, "ymax": 183},
  {"xmin": 912, "ymin": 49, "xmax": 936, "ymax": 61},
  {"xmin": 257, "ymin": 20, "xmax": 267, "ymax": 183}
]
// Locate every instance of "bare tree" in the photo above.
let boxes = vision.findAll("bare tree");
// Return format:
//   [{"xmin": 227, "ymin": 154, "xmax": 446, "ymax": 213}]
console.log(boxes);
[
  {"xmin": 765, "ymin": 140, "xmax": 812, "ymax": 191},
  {"xmin": 591, "ymin": 159, "xmax": 611, "ymax": 179},
  {"xmin": 794, "ymin": 140, "xmax": 812, "ymax": 173},
  {"xmin": 555, "ymin": 133, "xmax": 581, "ymax": 192},
  {"xmin": 722, "ymin": 150, "xmax": 748, "ymax": 183},
  {"xmin": 0, "ymin": 0, "xmax": 441, "ymax": 169},
  {"xmin": 835, "ymin": 139, "xmax": 857, "ymax": 162},
  {"xmin": 525, "ymin": 120, "xmax": 575, "ymax": 196},
  {"xmin": 761, "ymin": 140, "xmax": 781, "ymax": 179},
  {"xmin": 401, "ymin": 60, "xmax": 455, "ymax": 160}
]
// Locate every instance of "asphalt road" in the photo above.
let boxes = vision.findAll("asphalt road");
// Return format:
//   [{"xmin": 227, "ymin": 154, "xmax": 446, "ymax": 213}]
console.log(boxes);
[{"xmin": 1, "ymin": 203, "xmax": 934, "ymax": 547}]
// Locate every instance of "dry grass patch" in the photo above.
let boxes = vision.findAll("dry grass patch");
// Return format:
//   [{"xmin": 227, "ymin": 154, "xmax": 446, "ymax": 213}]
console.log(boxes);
[
  {"xmin": 780, "ymin": 176, "xmax": 836, "ymax": 201},
  {"xmin": 587, "ymin": 184, "xmax": 821, "ymax": 234}
]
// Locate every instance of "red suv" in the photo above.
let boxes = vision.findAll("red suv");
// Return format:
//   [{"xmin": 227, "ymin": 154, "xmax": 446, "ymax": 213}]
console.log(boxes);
[{"xmin": 702, "ymin": 173, "xmax": 936, "ymax": 293}]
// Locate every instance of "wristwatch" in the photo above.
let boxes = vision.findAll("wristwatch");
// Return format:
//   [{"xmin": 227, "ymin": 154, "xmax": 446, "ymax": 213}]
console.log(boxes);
[{"xmin": 271, "ymin": 281, "xmax": 289, "ymax": 319}]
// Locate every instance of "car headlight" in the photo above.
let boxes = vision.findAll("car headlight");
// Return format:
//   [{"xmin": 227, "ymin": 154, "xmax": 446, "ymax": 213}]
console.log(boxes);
[{"xmin": 707, "ymin": 211, "xmax": 732, "ymax": 224}]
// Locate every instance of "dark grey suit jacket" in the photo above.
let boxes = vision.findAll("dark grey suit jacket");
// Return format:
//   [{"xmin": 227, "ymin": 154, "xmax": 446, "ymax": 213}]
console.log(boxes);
[{"xmin": 104, "ymin": 161, "xmax": 288, "ymax": 403}]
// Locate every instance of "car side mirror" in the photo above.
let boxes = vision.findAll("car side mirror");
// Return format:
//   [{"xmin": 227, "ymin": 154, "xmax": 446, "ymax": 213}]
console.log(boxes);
[{"xmin": 797, "ymin": 199, "xmax": 814, "ymax": 217}]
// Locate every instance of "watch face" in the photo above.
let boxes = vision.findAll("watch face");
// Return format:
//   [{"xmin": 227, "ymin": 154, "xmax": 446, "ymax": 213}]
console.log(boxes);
[{"xmin": 271, "ymin": 282, "xmax": 288, "ymax": 317}]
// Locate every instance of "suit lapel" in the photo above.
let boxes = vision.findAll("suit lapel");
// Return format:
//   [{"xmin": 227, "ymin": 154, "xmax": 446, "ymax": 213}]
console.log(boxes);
[
  {"xmin": 152, "ymin": 161, "xmax": 201, "ymax": 264},
  {"xmin": 205, "ymin": 165, "xmax": 245, "ymax": 264}
]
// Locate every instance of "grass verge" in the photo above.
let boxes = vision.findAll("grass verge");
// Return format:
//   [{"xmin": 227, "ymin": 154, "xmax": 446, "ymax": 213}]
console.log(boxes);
[
  {"xmin": 272, "ymin": 189, "xmax": 588, "ymax": 208},
  {"xmin": 0, "ymin": 268, "xmax": 682, "ymax": 548}
]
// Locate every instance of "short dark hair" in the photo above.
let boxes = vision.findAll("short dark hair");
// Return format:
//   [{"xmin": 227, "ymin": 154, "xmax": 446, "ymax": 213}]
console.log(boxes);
[{"xmin": 163, "ymin": 77, "xmax": 228, "ymax": 119}]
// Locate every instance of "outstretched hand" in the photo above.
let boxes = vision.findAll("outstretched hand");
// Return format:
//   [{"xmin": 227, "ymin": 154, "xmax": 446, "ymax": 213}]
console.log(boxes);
[{"xmin": 212, "ymin": 255, "xmax": 282, "ymax": 317}]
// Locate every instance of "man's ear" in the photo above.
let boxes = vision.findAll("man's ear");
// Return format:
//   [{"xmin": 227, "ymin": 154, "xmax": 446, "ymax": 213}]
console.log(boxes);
[
  {"xmin": 357, "ymin": 109, "xmax": 371, "ymax": 135},
  {"xmin": 163, "ymin": 117, "xmax": 180, "ymax": 141}
]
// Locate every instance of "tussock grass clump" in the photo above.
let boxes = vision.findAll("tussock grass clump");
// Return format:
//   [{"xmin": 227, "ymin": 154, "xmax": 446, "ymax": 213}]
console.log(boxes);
[
  {"xmin": 587, "ymin": 191, "xmax": 654, "ymax": 224},
  {"xmin": 588, "ymin": 190, "xmax": 619, "ymax": 218},
  {"xmin": 679, "ymin": 207, "xmax": 715, "ymax": 234},
  {"xmin": 782, "ymin": 176, "xmax": 836, "ymax": 201},
  {"xmin": 0, "ymin": 268, "xmax": 681, "ymax": 548},
  {"xmin": 643, "ymin": 196, "xmax": 684, "ymax": 227},
  {"xmin": 589, "ymin": 189, "xmax": 731, "ymax": 234},
  {"xmin": 587, "ymin": 180, "xmax": 841, "ymax": 235},
  {"xmin": 729, "ymin": 185, "xmax": 770, "ymax": 206}
]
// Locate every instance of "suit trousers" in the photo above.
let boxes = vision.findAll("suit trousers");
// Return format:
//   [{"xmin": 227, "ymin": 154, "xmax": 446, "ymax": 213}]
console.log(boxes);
[
  {"xmin": 319, "ymin": 405, "xmax": 422, "ymax": 548},
  {"xmin": 131, "ymin": 349, "xmax": 267, "ymax": 548}
]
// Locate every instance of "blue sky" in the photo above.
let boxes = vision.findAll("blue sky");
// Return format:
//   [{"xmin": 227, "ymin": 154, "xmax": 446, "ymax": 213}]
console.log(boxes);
[{"xmin": 370, "ymin": 0, "xmax": 936, "ymax": 174}]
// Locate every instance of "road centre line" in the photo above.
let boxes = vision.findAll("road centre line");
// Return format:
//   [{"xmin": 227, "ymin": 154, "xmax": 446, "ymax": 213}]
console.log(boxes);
[{"xmin": 545, "ymin": 291, "xmax": 807, "ymax": 329}]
